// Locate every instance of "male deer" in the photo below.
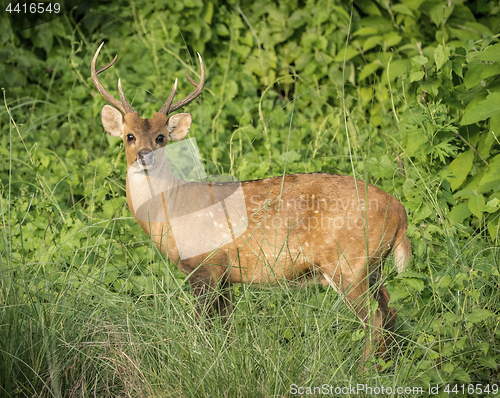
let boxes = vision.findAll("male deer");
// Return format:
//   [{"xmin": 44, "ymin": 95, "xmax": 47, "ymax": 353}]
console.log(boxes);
[{"xmin": 91, "ymin": 42, "xmax": 411, "ymax": 359}]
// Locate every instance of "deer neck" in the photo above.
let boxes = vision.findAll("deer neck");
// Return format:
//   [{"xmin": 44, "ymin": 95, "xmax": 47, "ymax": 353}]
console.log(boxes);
[{"xmin": 125, "ymin": 151, "xmax": 180, "ymax": 234}]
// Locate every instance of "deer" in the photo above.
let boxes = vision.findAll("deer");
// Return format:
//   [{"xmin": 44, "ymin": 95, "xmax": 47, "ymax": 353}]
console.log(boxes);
[{"xmin": 91, "ymin": 42, "xmax": 412, "ymax": 360}]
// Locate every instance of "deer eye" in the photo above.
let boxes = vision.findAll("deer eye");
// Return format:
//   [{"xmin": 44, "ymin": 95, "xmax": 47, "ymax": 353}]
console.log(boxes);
[
  {"xmin": 126, "ymin": 134, "xmax": 135, "ymax": 144},
  {"xmin": 156, "ymin": 134, "xmax": 166, "ymax": 145}
]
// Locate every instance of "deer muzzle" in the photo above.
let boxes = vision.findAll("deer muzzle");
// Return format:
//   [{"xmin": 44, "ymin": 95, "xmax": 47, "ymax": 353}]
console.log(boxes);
[{"xmin": 136, "ymin": 149, "xmax": 155, "ymax": 167}]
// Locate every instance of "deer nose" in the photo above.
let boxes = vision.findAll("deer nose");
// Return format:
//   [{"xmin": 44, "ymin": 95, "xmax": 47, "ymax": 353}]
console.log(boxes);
[{"xmin": 137, "ymin": 149, "xmax": 155, "ymax": 166}]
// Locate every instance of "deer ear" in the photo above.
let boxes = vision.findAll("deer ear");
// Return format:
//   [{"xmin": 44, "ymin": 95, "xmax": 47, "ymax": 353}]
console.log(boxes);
[
  {"xmin": 167, "ymin": 113, "xmax": 192, "ymax": 141},
  {"xmin": 102, "ymin": 105, "xmax": 124, "ymax": 137}
]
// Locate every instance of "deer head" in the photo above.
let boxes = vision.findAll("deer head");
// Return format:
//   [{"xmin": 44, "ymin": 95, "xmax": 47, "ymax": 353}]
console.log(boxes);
[{"xmin": 91, "ymin": 42, "xmax": 205, "ymax": 170}]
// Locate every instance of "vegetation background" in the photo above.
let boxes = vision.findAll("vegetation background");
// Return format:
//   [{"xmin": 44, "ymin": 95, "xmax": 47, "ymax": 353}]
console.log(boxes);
[{"xmin": 1, "ymin": 0, "xmax": 500, "ymax": 396}]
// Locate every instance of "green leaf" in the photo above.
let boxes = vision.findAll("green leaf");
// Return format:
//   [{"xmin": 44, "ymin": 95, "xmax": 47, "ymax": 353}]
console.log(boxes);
[
  {"xmin": 412, "ymin": 55, "xmax": 428, "ymax": 65},
  {"xmin": 477, "ymin": 126, "xmax": 497, "ymax": 158},
  {"xmin": 215, "ymin": 23, "xmax": 229, "ymax": 37},
  {"xmin": 331, "ymin": 5, "xmax": 351, "ymax": 22},
  {"xmin": 450, "ymin": 367, "xmax": 471, "ymax": 383},
  {"xmin": 477, "ymin": 43, "xmax": 500, "ymax": 62},
  {"xmin": 415, "ymin": 203, "xmax": 433, "ymax": 222},
  {"xmin": 452, "ymin": 60, "xmax": 464, "ymax": 77},
  {"xmin": 429, "ymin": 3, "xmax": 454, "ymax": 27},
  {"xmin": 480, "ymin": 154, "xmax": 500, "ymax": 186},
  {"xmin": 402, "ymin": 178, "xmax": 415, "ymax": 197},
  {"xmin": 436, "ymin": 275, "xmax": 452, "ymax": 288},
  {"xmin": 463, "ymin": 39, "xmax": 475, "ymax": 53},
  {"xmin": 447, "ymin": 150, "xmax": 474, "ymax": 190},
  {"xmin": 351, "ymin": 328, "xmax": 366, "ymax": 341},
  {"xmin": 288, "ymin": 10, "xmax": 309, "ymax": 29},
  {"xmin": 359, "ymin": 61, "xmax": 382, "ymax": 80},
  {"xmin": 391, "ymin": 3, "xmax": 414, "ymax": 17},
  {"xmin": 442, "ymin": 362, "xmax": 454, "ymax": 374},
  {"xmin": 385, "ymin": 59, "xmax": 410, "ymax": 83},
  {"xmin": 279, "ymin": 150, "xmax": 301, "ymax": 163},
  {"xmin": 410, "ymin": 71, "xmax": 425, "ymax": 81},
  {"xmin": 478, "ymin": 355, "xmax": 498, "ymax": 370},
  {"xmin": 483, "ymin": 198, "xmax": 500, "ymax": 213},
  {"xmin": 469, "ymin": 193, "xmax": 485, "ymax": 221},
  {"xmin": 434, "ymin": 45, "xmax": 450, "ymax": 71},
  {"xmin": 462, "ymin": 21, "xmax": 493, "ymax": 38},
  {"xmin": 491, "ymin": 112, "xmax": 500, "ymax": 136},
  {"xmin": 383, "ymin": 32, "xmax": 402, "ymax": 48},
  {"xmin": 353, "ymin": 27, "xmax": 378, "ymax": 37},
  {"xmin": 203, "ymin": 1, "xmax": 214, "ymax": 24},
  {"xmin": 396, "ymin": 271, "xmax": 427, "ymax": 279},
  {"xmin": 442, "ymin": 312, "xmax": 461, "ymax": 324},
  {"xmin": 362, "ymin": 36, "xmax": 383, "ymax": 52},
  {"xmin": 466, "ymin": 308, "xmax": 494, "ymax": 324},
  {"xmin": 488, "ymin": 212, "xmax": 500, "ymax": 239},
  {"xmin": 354, "ymin": 0, "xmax": 381, "ymax": 16},
  {"xmin": 33, "ymin": 25, "xmax": 53, "ymax": 53},
  {"xmin": 449, "ymin": 203, "xmax": 472, "ymax": 224},
  {"xmin": 461, "ymin": 92, "xmax": 500, "ymax": 125},
  {"xmin": 433, "ymin": 137, "xmax": 458, "ymax": 163},
  {"xmin": 225, "ymin": 80, "xmax": 238, "ymax": 100},
  {"xmin": 464, "ymin": 61, "xmax": 500, "ymax": 89},
  {"xmin": 334, "ymin": 47, "xmax": 359, "ymax": 62},
  {"xmin": 388, "ymin": 288, "xmax": 410, "ymax": 304}
]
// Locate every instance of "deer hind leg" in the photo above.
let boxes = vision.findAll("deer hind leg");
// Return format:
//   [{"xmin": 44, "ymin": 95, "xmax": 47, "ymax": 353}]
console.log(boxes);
[
  {"xmin": 322, "ymin": 265, "xmax": 393, "ymax": 360},
  {"xmin": 372, "ymin": 283, "xmax": 397, "ymax": 356},
  {"xmin": 322, "ymin": 270, "xmax": 370, "ymax": 350},
  {"xmin": 363, "ymin": 267, "xmax": 397, "ymax": 359}
]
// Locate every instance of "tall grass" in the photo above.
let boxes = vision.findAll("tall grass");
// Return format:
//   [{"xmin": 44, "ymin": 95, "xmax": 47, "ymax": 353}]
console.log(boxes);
[{"xmin": 0, "ymin": 221, "xmax": 387, "ymax": 396}]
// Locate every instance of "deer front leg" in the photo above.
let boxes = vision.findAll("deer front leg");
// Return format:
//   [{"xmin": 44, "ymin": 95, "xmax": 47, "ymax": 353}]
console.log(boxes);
[{"xmin": 188, "ymin": 267, "xmax": 234, "ymax": 324}]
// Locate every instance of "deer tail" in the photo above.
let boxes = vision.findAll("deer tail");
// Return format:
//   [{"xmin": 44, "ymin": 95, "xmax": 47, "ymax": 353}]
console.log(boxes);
[{"xmin": 394, "ymin": 205, "xmax": 412, "ymax": 273}]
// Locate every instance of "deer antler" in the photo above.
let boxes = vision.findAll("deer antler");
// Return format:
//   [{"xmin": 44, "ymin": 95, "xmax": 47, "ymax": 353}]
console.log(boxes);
[
  {"xmin": 91, "ymin": 42, "xmax": 135, "ymax": 114},
  {"xmin": 158, "ymin": 53, "xmax": 205, "ymax": 115}
]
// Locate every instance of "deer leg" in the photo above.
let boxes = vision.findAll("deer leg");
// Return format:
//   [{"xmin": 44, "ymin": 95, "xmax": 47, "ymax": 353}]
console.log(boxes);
[
  {"xmin": 188, "ymin": 269, "xmax": 234, "ymax": 324},
  {"xmin": 214, "ymin": 282, "xmax": 234, "ymax": 323},
  {"xmin": 186, "ymin": 265, "xmax": 219, "ymax": 321},
  {"xmin": 322, "ymin": 271, "xmax": 369, "ymax": 333},
  {"xmin": 361, "ymin": 268, "xmax": 397, "ymax": 359},
  {"xmin": 352, "ymin": 288, "xmax": 393, "ymax": 360},
  {"xmin": 372, "ymin": 284, "xmax": 396, "ymax": 356},
  {"xmin": 190, "ymin": 278, "xmax": 217, "ymax": 321},
  {"xmin": 323, "ymin": 269, "xmax": 392, "ymax": 359}
]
